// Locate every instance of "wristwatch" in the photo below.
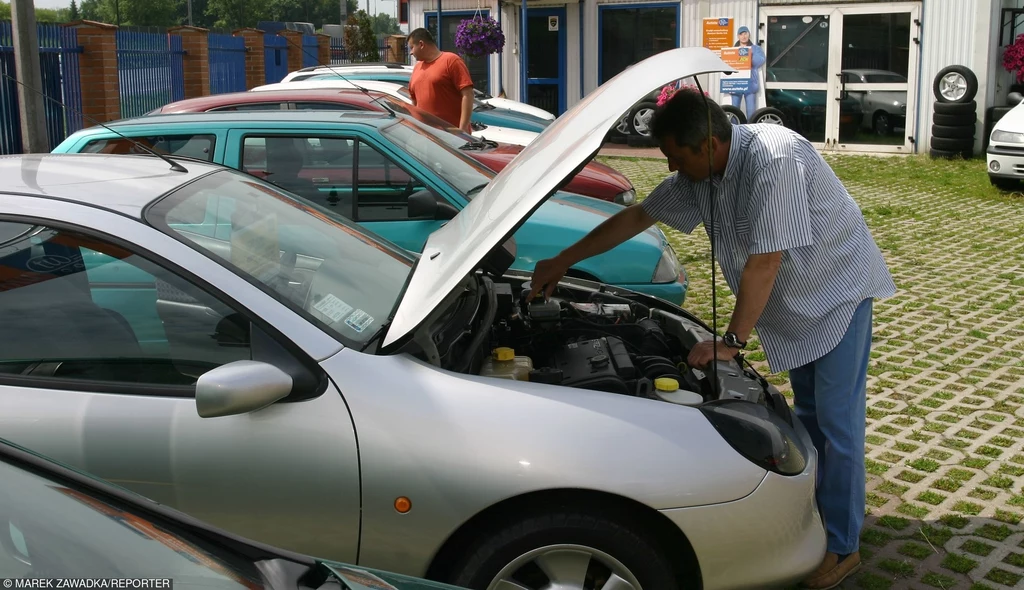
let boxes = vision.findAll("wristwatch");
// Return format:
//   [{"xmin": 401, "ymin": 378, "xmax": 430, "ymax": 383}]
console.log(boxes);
[{"xmin": 722, "ymin": 331, "xmax": 747, "ymax": 350}]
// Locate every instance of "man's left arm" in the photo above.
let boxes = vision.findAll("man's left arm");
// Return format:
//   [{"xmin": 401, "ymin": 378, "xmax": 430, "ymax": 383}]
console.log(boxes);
[{"xmin": 450, "ymin": 56, "xmax": 476, "ymax": 133}]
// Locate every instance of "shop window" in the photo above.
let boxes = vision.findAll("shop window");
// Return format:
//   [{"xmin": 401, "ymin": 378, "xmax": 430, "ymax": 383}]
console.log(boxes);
[{"xmin": 599, "ymin": 5, "xmax": 678, "ymax": 85}]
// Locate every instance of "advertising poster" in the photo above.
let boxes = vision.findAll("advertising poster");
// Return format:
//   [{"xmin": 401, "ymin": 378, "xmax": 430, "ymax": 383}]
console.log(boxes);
[
  {"xmin": 702, "ymin": 17, "xmax": 733, "ymax": 54},
  {"xmin": 719, "ymin": 24, "xmax": 765, "ymax": 119}
]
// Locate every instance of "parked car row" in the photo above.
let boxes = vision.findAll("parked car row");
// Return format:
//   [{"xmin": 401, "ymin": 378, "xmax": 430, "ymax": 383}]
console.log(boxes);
[{"xmin": 0, "ymin": 47, "xmax": 827, "ymax": 590}]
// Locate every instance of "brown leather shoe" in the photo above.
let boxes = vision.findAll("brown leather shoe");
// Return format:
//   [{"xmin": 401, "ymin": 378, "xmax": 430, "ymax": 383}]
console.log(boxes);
[{"xmin": 800, "ymin": 551, "xmax": 861, "ymax": 589}]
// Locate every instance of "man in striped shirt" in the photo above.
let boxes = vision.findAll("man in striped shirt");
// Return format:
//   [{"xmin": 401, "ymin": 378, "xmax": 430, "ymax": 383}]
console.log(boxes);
[{"xmin": 529, "ymin": 88, "xmax": 896, "ymax": 589}]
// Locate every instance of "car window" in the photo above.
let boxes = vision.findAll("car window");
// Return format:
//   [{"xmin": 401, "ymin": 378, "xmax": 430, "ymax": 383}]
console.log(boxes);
[
  {"xmin": 79, "ymin": 134, "xmax": 215, "ymax": 161},
  {"xmin": 380, "ymin": 119, "xmax": 495, "ymax": 199},
  {"xmin": 240, "ymin": 134, "xmax": 435, "ymax": 222},
  {"xmin": 147, "ymin": 170, "xmax": 414, "ymax": 348},
  {"xmin": 0, "ymin": 222, "xmax": 252, "ymax": 388},
  {"xmin": 862, "ymin": 73, "xmax": 907, "ymax": 84},
  {"xmin": 292, "ymin": 102, "xmax": 363, "ymax": 111},
  {"xmin": 0, "ymin": 458, "xmax": 265, "ymax": 587}
]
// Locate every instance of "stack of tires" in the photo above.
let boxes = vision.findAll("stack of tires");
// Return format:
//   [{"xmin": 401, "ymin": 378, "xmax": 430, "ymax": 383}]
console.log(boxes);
[{"xmin": 930, "ymin": 65, "xmax": 979, "ymax": 160}]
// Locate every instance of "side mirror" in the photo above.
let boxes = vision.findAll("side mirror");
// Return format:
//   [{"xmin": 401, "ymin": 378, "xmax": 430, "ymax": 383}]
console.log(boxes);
[
  {"xmin": 1009, "ymin": 92, "xmax": 1024, "ymax": 106},
  {"xmin": 408, "ymin": 189, "xmax": 458, "ymax": 220},
  {"xmin": 195, "ymin": 360, "xmax": 292, "ymax": 418}
]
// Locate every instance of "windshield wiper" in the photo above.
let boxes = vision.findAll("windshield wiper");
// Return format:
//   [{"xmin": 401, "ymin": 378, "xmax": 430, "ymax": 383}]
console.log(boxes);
[{"xmin": 466, "ymin": 183, "xmax": 489, "ymax": 197}]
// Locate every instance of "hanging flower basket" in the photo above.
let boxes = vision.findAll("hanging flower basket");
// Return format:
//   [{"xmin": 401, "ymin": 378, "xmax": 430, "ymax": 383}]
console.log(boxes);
[
  {"xmin": 1004, "ymin": 34, "xmax": 1024, "ymax": 83},
  {"xmin": 455, "ymin": 15, "xmax": 505, "ymax": 58}
]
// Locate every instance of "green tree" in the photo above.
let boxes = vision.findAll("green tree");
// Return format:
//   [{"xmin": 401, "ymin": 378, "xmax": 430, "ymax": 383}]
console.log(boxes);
[
  {"xmin": 0, "ymin": 2, "xmax": 10, "ymax": 20},
  {"xmin": 206, "ymin": 0, "xmax": 274, "ymax": 29},
  {"xmin": 344, "ymin": 10, "xmax": 379, "ymax": 61},
  {"xmin": 371, "ymin": 12, "xmax": 399, "ymax": 35},
  {"xmin": 69, "ymin": 0, "xmax": 80, "ymax": 20}
]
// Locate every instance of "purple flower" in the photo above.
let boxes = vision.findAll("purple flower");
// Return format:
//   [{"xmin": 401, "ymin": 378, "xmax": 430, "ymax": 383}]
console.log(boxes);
[{"xmin": 455, "ymin": 15, "xmax": 505, "ymax": 57}]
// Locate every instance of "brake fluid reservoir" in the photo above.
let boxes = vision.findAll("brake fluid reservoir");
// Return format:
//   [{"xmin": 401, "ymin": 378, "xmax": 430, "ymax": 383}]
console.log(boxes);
[
  {"xmin": 480, "ymin": 347, "xmax": 534, "ymax": 381},
  {"xmin": 653, "ymin": 377, "xmax": 703, "ymax": 407}
]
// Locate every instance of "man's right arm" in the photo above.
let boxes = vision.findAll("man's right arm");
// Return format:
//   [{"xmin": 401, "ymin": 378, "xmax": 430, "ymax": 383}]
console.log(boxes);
[{"xmin": 528, "ymin": 204, "xmax": 656, "ymax": 301}]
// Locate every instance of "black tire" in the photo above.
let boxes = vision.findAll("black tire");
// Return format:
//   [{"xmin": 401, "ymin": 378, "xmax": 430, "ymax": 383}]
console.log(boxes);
[
  {"xmin": 449, "ymin": 510, "xmax": 680, "ymax": 590},
  {"xmin": 931, "ymin": 136, "xmax": 975, "ymax": 152},
  {"xmin": 990, "ymin": 176, "xmax": 1020, "ymax": 191},
  {"xmin": 628, "ymin": 101, "xmax": 658, "ymax": 137},
  {"xmin": 933, "ymin": 112, "xmax": 976, "ymax": 126},
  {"xmin": 931, "ymin": 124, "xmax": 975, "ymax": 140},
  {"xmin": 929, "ymin": 147, "xmax": 971, "ymax": 160},
  {"xmin": 721, "ymin": 104, "xmax": 747, "ymax": 125},
  {"xmin": 934, "ymin": 65, "xmax": 979, "ymax": 103},
  {"xmin": 749, "ymin": 106, "xmax": 786, "ymax": 126},
  {"xmin": 933, "ymin": 101, "xmax": 977, "ymax": 116}
]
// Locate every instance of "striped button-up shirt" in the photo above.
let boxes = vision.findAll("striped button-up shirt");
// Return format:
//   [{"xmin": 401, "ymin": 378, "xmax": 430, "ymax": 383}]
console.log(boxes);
[{"xmin": 641, "ymin": 123, "xmax": 896, "ymax": 373}]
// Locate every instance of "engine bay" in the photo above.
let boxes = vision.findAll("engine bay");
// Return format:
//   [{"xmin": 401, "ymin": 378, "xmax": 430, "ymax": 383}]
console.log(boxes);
[{"xmin": 424, "ymin": 275, "xmax": 766, "ymax": 407}]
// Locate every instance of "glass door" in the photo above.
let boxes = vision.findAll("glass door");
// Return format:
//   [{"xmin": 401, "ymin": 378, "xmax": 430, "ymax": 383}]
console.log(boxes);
[
  {"xmin": 526, "ymin": 8, "xmax": 566, "ymax": 115},
  {"xmin": 760, "ymin": 3, "xmax": 920, "ymax": 153},
  {"xmin": 833, "ymin": 3, "xmax": 920, "ymax": 153}
]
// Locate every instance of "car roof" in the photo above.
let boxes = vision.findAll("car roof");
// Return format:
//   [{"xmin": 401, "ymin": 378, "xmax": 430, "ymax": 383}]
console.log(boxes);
[
  {"xmin": 74, "ymin": 110, "xmax": 396, "ymax": 133},
  {"xmin": 0, "ymin": 153, "xmax": 226, "ymax": 217},
  {"xmin": 157, "ymin": 88, "xmax": 393, "ymax": 112}
]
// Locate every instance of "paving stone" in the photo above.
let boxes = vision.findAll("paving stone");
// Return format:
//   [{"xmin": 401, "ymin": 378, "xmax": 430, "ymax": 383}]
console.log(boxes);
[{"xmin": 600, "ymin": 153, "xmax": 1024, "ymax": 589}]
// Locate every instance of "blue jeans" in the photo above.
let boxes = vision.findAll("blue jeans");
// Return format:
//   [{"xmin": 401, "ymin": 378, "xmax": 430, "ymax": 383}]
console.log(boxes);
[
  {"xmin": 789, "ymin": 298, "xmax": 873, "ymax": 556},
  {"xmin": 731, "ymin": 92, "xmax": 757, "ymax": 119}
]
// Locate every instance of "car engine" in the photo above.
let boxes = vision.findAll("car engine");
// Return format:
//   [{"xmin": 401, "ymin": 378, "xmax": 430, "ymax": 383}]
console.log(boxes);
[{"xmin": 443, "ymin": 278, "xmax": 766, "ymax": 406}]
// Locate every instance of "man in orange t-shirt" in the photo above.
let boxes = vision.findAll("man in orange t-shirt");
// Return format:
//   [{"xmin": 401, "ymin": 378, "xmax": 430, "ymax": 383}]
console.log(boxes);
[{"xmin": 407, "ymin": 28, "xmax": 475, "ymax": 133}]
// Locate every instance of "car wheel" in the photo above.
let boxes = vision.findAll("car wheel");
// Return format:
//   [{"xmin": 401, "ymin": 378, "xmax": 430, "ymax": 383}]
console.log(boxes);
[
  {"xmin": 872, "ymin": 111, "xmax": 892, "ymax": 136},
  {"xmin": 749, "ymin": 106, "xmax": 786, "ymax": 126},
  {"xmin": 628, "ymin": 102, "xmax": 658, "ymax": 137},
  {"xmin": 933, "ymin": 65, "xmax": 979, "ymax": 104},
  {"xmin": 721, "ymin": 105, "xmax": 746, "ymax": 125},
  {"xmin": 450, "ymin": 511, "xmax": 680, "ymax": 590}
]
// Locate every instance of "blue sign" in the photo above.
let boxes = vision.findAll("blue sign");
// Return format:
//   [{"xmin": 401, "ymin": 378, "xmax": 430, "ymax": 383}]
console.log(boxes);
[
  {"xmin": 721, "ymin": 78, "xmax": 751, "ymax": 94},
  {"xmin": 718, "ymin": 18, "xmax": 729, "ymax": 26}
]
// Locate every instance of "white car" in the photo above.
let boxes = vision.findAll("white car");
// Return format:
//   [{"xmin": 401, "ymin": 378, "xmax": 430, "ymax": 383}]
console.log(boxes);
[
  {"xmin": 987, "ymin": 92, "xmax": 1024, "ymax": 190},
  {"xmin": 253, "ymin": 78, "xmax": 540, "ymax": 147},
  {"xmin": 281, "ymin": 64, "xmax": 556, "ymax": 121}
]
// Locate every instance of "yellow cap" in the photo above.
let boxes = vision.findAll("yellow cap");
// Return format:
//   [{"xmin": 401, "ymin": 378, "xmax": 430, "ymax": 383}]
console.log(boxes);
[
  {"xmin": 654, "ymin": 377, "xmax": 679, "ymax": 392},
  {"xmin": 493, "ymin": 347, "xmax": 515, "ymax": 361}
]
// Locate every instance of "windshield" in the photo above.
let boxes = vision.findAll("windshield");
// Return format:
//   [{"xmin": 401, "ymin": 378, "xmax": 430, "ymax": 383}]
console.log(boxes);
[
  {"xmin": 378, "ymin": 96, "xmax": 478, "ymax": 145},
  {"xmin": 147, "ymin": 170, "xmax": 414, "ymax": 348},
  {"xmin": 379, "ymin": 118, "xmax": 495, "ymax": 199},
  {"xmin": 0, "ymin": 458, "xmax": 264, "ymax": 587}
]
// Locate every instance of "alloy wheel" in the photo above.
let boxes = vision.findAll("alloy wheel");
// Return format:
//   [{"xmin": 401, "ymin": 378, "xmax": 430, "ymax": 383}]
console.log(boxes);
[
  {"xmin": 486, "ymin": 544, "xmax": 643, "ymax": 590},
  {"xmin": 632, "ymin": 108, "xmax": 655, "ymax": 136},
  {"xmin": 939, "ymin": 72, "xmax": 969, "ymax": 102}
]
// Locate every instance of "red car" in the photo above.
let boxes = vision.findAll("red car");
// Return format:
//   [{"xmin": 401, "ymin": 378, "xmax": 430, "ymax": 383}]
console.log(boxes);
[{"xmin": 150, "ymin": 90, "xmax": 637, "ymax": 205}]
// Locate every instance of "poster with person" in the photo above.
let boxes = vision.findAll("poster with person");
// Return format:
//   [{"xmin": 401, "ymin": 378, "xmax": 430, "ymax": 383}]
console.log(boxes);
[{"xmin": 719, "ymin": 25, "xmax": 765, "ymax": 119}]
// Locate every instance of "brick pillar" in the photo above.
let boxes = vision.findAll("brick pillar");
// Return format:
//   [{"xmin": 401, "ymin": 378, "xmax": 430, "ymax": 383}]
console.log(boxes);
[
  {"xmin": 234, "ymin": 28, "xmax": 266, "ymax": 90},
  {"xmin": 65, "ymin": 20, "xmax": 120, "ymax": 125},
  {"xmin": 278, "ymin": 30, "xmax": 305, "ymax": 74},
  {"xmin": 317, "ymin": 33, "xmax": 331, "ymax": 67},
  {"xmin": 169, "ymin": 26, "xmax": 210, "ymax": 99},
  {"xmin": 388, "ymin": 35, "xmax": 408, "ymax": 64}
]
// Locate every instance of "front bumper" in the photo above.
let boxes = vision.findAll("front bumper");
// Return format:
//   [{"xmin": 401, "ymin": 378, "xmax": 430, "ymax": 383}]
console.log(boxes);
[
  {"xmin": 986, "ymin": 147, "xmax": 1024, "ymax": 178},
  {"xmin": 659, "ymin": 406, "xmax": 826, "ymax": 590}
]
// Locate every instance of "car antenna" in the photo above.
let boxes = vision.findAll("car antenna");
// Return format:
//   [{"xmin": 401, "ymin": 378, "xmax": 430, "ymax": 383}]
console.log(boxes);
[
  {"xmin": 280, "ymin": 36, "xmax": 398, "ymax": 117},
  {"xmin": 0, "ymin": 71, "xmax": 188, "ymax": 173},
  {"xmin": 690, "ymin": 74, "xmax": 720, "ymax": 397}
]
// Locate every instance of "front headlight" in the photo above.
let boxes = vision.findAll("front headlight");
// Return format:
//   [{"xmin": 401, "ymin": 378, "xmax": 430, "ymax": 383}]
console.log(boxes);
[
  {"xmin": 652, "ymin": 245, "xmax": 680, "ymax": 283},
  {"xmin": 614, "ymin": 189, "xmax": 636, "ymax": 206},
  {"xmin": 991, "ymin": 130, "xmax": 1024, "ymax": 144}
]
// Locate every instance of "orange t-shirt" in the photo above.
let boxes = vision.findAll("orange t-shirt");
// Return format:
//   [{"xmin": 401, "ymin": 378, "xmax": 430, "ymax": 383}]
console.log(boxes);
[{"xmin": 408, "ymin": 52, "xmax": 474, "ymax": 127}]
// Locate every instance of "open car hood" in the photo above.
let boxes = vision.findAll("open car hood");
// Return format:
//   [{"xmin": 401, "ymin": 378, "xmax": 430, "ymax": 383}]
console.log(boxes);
[{"xmin": 382, "ymin": 47, "xmax": 735, "ymax": 348}]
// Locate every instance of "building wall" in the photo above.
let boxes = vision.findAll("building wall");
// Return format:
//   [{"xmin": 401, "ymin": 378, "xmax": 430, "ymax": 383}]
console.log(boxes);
[{"xmin": 409, "ymin": 0, "xmax": 1008, "ymax": 155}]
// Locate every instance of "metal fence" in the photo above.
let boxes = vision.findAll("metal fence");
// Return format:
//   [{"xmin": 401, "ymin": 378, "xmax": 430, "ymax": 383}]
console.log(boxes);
[
  {"xmin": 208, "ymin": 32, "xmax": 246, "ymax": 94},
  {"xmin": 329, "ymin": 38, "xmax": 405, "ymax": 65},
  {"xmin": 264, "ymin": 33, "xmax": 288, "ymax": 84},
  {"xmin": 116, "ymin": 27, "xmax": 184, "ymax": 118},
  {"xmin": 0, "ymin": 21, "xmax": 83, "ymax": 155},
  {"xmin": 301, "ymin": 34, "xmax": 319, "ymax": 68}
]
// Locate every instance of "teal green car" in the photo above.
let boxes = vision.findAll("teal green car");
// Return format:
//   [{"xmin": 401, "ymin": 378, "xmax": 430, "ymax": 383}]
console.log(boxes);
[
  {"xmin": 52, "ymin": 111, "xmax": 688, "ymax": 304},
  {"xmin": 0, "ymin": 436, "xmax": 465, "ymax": 589}
]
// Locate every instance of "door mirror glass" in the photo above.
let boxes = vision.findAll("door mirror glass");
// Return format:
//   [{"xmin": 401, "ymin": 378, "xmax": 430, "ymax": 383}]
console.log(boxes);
[{"xmin": 195, "ymin": 360, "xmax": 293, "ymax": 418}]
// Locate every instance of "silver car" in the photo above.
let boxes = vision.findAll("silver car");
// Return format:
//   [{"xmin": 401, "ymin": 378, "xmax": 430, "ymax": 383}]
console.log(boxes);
[{"xmin": 0, "ymin": 48, "xmax": 825, "ymax": 590}]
